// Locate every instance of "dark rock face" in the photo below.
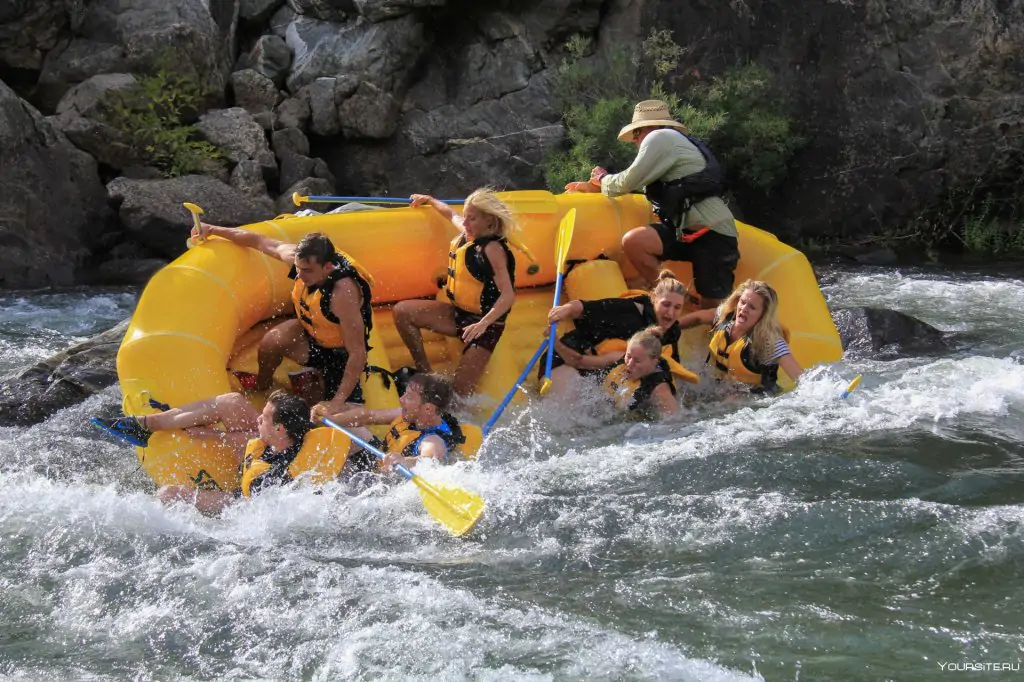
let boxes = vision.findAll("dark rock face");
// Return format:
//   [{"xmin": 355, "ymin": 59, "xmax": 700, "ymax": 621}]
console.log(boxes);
[
  {"xmin": 106, "ymin": 175, "xmax": 275, "ymax": 260},
  {"xmin": 0, "ymin": 319, "xmax": 128, "ymax": 427},
  {"xmin": 0, "ymin": 80, "xmax": 111, "ymax": 288},
  {"xmin": 832, "ymin": 306, "xmax": 948, "ymax": 357}
]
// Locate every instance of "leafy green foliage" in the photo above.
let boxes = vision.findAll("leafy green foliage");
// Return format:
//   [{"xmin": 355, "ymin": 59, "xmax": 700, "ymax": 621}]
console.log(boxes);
[
  {"xmin": 962, "ymin": 196, "xmax": 1024, "ymax": 255},
  {"xmin": 544, "ymin": 33, "xmax": 803, "ymax": 194},
  {"xmin": 102, "ymin": 60, "xmax": 221, "ymax": 177}
]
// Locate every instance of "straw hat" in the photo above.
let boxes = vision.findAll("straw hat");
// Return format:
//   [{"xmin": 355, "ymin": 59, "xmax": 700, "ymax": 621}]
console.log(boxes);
[{"xmin": 617, "ymin": 100, "xmax": 688, "ymax": 142}]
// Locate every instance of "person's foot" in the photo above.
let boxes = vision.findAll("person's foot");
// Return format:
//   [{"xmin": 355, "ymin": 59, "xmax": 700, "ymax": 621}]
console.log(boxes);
[
  {"xmin": 90, "ymin": 416, "xmax": 152, "ymax": 447},
  {"xmin": 232, "ymin": 371, "xmax": 260, "ymax": 391}
]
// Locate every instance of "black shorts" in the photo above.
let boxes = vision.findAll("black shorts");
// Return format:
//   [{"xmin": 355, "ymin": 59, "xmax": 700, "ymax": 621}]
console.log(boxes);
[
  {"xmin": 453, "ymin": 308, "xmax": 506, "ymax": 353},
  {"xmin": 305, "ymin": 339, "xmax": 365, "ymax": 404},
  {"xmin": 652, "ymin": 223, "xmax": 739, "ymax": 300}
]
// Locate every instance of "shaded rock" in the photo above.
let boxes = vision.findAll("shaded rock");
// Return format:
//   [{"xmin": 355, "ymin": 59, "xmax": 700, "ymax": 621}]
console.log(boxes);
[
  {"xmin": 242, "ymin": 0, "xmax": 286, "ymax": 23},
  {"xmin": 286, "ymin": 0, "xmax": 354, "ymax": 22},
  {"xmin": 253, "ymin": 111, "xmax": 276, "ymax": 131},
  {"xmin": 237, "ymin": 34, "xmax": 292, "ymax": 85},
  {"xmin": 297, "ymin": 76, "xmax": 357, "ymax": 136},
  {"xmin": 283, "ymin": 13, "xmax": 427, "ymax": 95},
  {"xmin": 271, "ymin": 127, "xmax": 310, "ymax": 159},
  {"xmin": 831, "ymin": 306, "xmax": 948, "ymax": 357},
  {"xmin": 230, "ymin": 69, "xmax": 281, "ymax": 114},
  {"xmin": 0, "ymin": 0, "xmax": 84, "ymax": 73},
  {"xmin": 230, "ymin": 159, "xmax": 270, "ymax": 197},
  {"xmin": 0, "ymin": 319, "xmax": 129, "ymax": 427},
  {"xmin": 279, "ymin": 153, "xmax": 335, "ymax": 192},
  {"xmin": 90, "ymin": 258, "xmax": 167, "ymax": 286},
  {"xmin": 107, "ymin": 175, "xmax": 275, "ymax": 259},
  {"xmin": 338, "ymin": 81, "xmax": 399, "ymax": 138},
  {"xmin": 277, "ymin": 177, "xmax": 333, "ymax": 213},
  {"xmin": 275, "ymin": 95, "xmax": 310, "ymax": 130},
  {"xmin": 36, "ymin": 38, "xmax": 128, "ymax": 113},
  {"xmin": 53, "ymin": 72, "xmax": 137, "ymax": 119},
  {"xmin": 0, "ymin": 81, "xmax": 111, "ymax": 289},
  {"xmin": 849, "ymin": 248, "xmax": 899, "ymax": 266},
  {"xmin": 355, "ymin": 0, "xmax": 445, "ymax": 23},
  {"xmin": 195, "ymin": 107, "xmax": 277, "ymax": 181}
]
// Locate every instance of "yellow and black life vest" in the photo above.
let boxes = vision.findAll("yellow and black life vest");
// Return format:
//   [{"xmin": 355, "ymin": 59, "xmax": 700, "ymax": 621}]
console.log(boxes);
[
  {"xmin": 382, "ymin": 413, "xmax": 469, "ymax": 463},
  {"xmin": 290, "ymin": 250, "xmax": 374, "ymax": 349},
  {"xmin": 562, "ymin": 294, "xmax": 683, "ymax": 362},
  {"xmin": 240, "ymin": 427, "xmax": 351, "ymax": 497},
  {"xmin": 444, "ymin": 234, "xmax": 515, "ymax": 316},
  {"xmin": 603, "ymin": 359, "xmax": 678, "ymax": 412},
  {"xmin": 707, "ymin": 314, "xmax": 780, "ymax": 391},
  {"xmin": 593, "ymin": 338, "xmax": 700, "ymax": 384}
]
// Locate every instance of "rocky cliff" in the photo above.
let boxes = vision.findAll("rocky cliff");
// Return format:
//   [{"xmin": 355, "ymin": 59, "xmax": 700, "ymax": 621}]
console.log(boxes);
[{"xmin": 0, "ymin": 0, "xmax": 1021, "ymax": 287}]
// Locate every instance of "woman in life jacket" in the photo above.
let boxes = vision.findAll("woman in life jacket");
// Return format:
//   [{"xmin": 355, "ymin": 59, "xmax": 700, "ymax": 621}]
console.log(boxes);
[
  {"xmin": 542, "ymin": 270, "xmax": 695, "ymax": 400},
  {"xmin": 678, "ymin": 279, "xmax": 802, "ymax": 394},
  {"xmin": 110, "ymin": 391, "xmax": 316, "ymax": 516},
  {"xmin": 393, "ymin": 188, "xmax": 517, "ymax": 402},
  {"xmin": 328, "ymin": 373, "xmax": 470, "ymax": 477},
  {"xmin": 602, "ymin": 327, "xmax": 680, "ymax": 420}
]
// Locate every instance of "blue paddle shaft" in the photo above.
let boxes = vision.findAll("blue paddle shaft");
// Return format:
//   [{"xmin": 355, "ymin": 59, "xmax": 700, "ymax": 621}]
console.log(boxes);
[
  {"xmin": 321, "ymin": 418, "xmax": 415, "ymax": 481},
  {"xmin": 482, "ymin": 337, "xmax": 550, "ymax": 435},
  {"xmin": 541, "ymin": 272, "xmax": 566, "ymax": 382},
  {"xmin": 306, "ymin": 195, "xmax": 464, "ymax": 205}
]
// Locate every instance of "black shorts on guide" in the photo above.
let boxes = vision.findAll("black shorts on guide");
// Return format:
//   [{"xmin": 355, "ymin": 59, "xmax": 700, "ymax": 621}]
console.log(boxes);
[
  {"xmin": 651, "ymin": 222, "xmax": 739, "ymax": 300},
  {"xmin": 306, "ymin": 339, "xmax": 365, "ymax": 404}
]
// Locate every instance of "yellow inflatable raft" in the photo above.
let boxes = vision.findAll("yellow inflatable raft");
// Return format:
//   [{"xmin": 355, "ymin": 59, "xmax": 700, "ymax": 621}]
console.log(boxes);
[{"xmin": 116, "ymin": 190, "xmax": 842, "ymax": 491}]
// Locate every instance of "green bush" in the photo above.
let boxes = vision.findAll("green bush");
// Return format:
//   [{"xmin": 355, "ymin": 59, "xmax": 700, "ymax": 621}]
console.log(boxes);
[
  {"xmin": 544, "ymin": 34, "xmax": 802, "ymax": 193},
  {"xmin": 962, "ymin": 196, "xmax": 1024, "ymax": 255},
  {"xmin": 102, "ymin": 62, "xmax": 222, "ymax": 177}
]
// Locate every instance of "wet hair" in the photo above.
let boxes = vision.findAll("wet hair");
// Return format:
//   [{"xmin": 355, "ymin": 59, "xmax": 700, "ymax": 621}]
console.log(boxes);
[
  {"xmin": 407, "ymin": 373, "xmax": 452, "ymax": 411},
  {"xmin": 649, "ymin": 269, "xmax": 687, "ymax": 303},
  {"xmin": 463, "ymin": 187, "xmax": 518, "ymax": 239},
  {"xmin": 295, "ymin": 232, "xmax": 336, "ymax": 265},
  {"xmin": 267, "ymin": 390, "xmax": 311, "ymax": 444},
  {"xmin": 716, "ymin": 279, "xmax": 784, "ymax": 364},
  {"xmin": 627, "ymin": 326, "xmax": 664, "ymax": 360}
]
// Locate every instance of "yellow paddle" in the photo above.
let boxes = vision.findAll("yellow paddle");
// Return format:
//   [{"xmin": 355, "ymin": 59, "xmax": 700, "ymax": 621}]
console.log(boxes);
[
  {"xmin": 539, "ymin": 208, "xmax": 577, "ymax": 395},
  {"xmin": 183, "ymin": 202, "xmax": 204, "ymax": 249},
  {"xmin": 322, "ymin": 418, "xmax": 485, "ymax": 537},
  {"xmin": 840, "ymin": 374, "xmax": 862, "ymax": 399}
]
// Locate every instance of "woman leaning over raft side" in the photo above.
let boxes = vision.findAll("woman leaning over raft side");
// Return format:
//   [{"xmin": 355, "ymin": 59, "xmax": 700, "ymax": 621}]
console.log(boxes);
[
  {"xmin": 542, "ymin": 269, "xmax": 699, "ymax": 401},
  {"xmin": 679, "ymin": 279, "xmax": 802, "ymax": 394},
  {"xmin": 392, "ymin": 188, "xmax": 517, "ymax": 402}
]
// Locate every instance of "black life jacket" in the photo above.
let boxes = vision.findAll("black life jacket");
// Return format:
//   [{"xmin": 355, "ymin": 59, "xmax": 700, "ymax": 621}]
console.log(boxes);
[{"xmin": 645, "ymin": 132, "xmax": 728, "ymax": 230}]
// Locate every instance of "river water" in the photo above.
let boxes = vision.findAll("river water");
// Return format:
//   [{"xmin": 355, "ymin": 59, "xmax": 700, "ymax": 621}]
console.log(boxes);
[{"xmin": 1, "ymin": 265, "xmax": 1022, "ymax": 681}]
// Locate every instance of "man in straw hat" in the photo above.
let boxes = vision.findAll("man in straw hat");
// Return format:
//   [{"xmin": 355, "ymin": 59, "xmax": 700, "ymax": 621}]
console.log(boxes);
[{"xmin": 566, "ymin": 99, "xmax": 739, "ymax": 308}]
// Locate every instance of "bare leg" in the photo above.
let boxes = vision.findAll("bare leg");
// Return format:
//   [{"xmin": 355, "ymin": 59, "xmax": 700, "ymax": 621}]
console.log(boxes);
[
  {"xmin": 158, "ymin": 485, "xmax": 236, "ymax": 517},
  {"xmin": 255, "ymin": 319, "xmax": 310, "ymax": 391},
  {"xmin": 393, "ymin": 300, "xmax": 458, "ymax": 372},
  {"xmin": 622, "ymin": 225, "xmax": 665, "ymax": 286},
  {"xmin": 145, "ymin": 392, "xmax": 260, "ymax": 432},
  {"xmin": 453, "ymin": 345, "xmax": 493, "ymax": 400}
]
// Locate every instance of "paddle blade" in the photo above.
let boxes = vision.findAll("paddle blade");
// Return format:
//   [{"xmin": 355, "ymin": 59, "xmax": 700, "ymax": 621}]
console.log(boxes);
[
  {"xmin": 840, "ymin": 374, "xmax": 863, "ymax": 400},
  {"xmin": 412, "ymin": 477, "xmax": 486, "ymax": 537},
  {"xmin": 292, "ymin": 191, "xmax": 306, "ymax": 206},
  {"xmin": 538, "ymin": 377, "xmax": 553, "ymax": 396},
  {"xmin": 554, "ymin": 208, "xmax": 577, "ymax": 274}
]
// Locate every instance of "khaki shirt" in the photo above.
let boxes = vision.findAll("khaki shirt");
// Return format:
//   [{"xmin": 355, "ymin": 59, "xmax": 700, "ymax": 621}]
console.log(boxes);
[{"xmin": 600, "ymin": 129, "xmax": 737, "ymax": 238}]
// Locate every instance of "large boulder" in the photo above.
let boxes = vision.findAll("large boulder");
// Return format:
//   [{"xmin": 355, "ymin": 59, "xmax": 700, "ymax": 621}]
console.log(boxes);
[
  {"xmin": 0, "ymin": 80, "xmax": 111, "ymax": 288},
  {"xmin": 106, "ymin": 175, "xmax": 275, "ymax": 259},
  {"xmin": 831, "ymin": 306, "xmax": 949, "ymax": 358},
  {"xmin": 355, "ymin": 0, "xmax": 446, "ymax": 23},
  {"xmin": 242, "ymin": 0, "xmax": 286, "ymax": 24},
  {"xmin": 0, "ymin": 0, "xmax": 84, "ymax": 74},
  {"xmin": 35, "ymin": 38, "xmax": 129, "ymax": 113},
  {"xmin": 49, "ymin": 73, "xmax": 146, "ymax": 170},
  {"xmin": 0, "ymin": 319, "xmax": 128, "ymax": 427},
  {"xmin": 195, "ymin": 107, "xmax": 278, "ymax": 181},
  {"xmin": 230, "ymin": 69, "xmax": 281, "ymax": 114}
]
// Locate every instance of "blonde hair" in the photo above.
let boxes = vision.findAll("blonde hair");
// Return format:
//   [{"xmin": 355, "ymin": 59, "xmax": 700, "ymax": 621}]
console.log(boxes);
[
  {"xmin": 716, "ymin": 279, "xmax": 784, "ymax": 364},
  {"xmin": 463, "ymin": 187, "xmax": 518, "ymax": 239},
  {"xmin": 627, "ymin": 326, "xmax": 664, "ymax": 360},
  {"xmin": 649, "ymin": 269, "xmax": 687, "ymax": 303}
]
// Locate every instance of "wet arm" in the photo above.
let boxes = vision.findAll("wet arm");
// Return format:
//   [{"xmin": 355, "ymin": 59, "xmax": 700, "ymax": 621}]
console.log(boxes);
[{"xmin": 199, "ymin": 223, "xmax": 296, "ymax": 262}]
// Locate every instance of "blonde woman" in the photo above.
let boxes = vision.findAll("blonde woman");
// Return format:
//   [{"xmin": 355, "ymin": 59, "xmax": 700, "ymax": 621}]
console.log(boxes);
[
  {"xmin": 602, "ymin": 327, "xmax": 680, "ymax": 420},
  {"xmin": 543, "ymin": 270, "xmax": 697, "ymax": 398},
  {"xmin": 679, "ymin": 279, "xmax": 802, "ymax": 394},
  {"xmin": 394, "ymin": 188, "xmax": 517, "ymax": 399}
]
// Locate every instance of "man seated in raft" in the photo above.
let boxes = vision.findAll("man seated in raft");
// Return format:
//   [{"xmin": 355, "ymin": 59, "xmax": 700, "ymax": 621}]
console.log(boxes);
[
  {"xmin": 678, "ymin": 279, "xmax": 802, "ymax": 394},
  {"xmin": 328, "ymin": 372, "xmax": 468, "ymax": 475},
  {"xmin": 95, "ymin": 391, "xmax": 322, "ymax": 516},
  {"xmin": 193, "ymin": 223, "xmax": 372, "ymax": 420},
  {"xmin": 392, "ymin": 189, "xmax": 517, "ymax": 403},
  {"xmin": 603, "ymin": 326, "xmax": 681, "ymax": 420},
  {"xmin": 542, "ymin": 269, "xmax": 697, "ymax": 400}
]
